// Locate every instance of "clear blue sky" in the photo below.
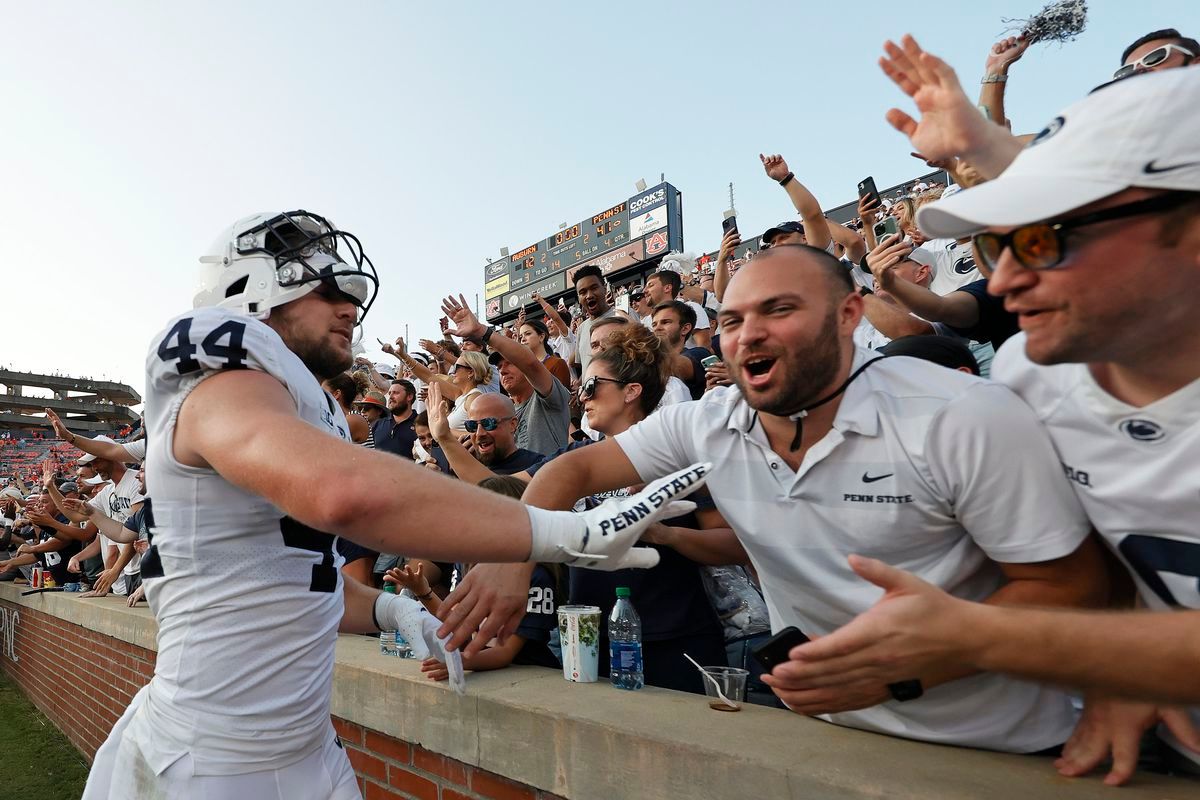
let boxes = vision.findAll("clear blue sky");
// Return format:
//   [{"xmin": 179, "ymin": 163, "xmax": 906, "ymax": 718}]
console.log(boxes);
[{"xmin": 2, "ymin": 1, "xmax": 1193, "ymax": 398}]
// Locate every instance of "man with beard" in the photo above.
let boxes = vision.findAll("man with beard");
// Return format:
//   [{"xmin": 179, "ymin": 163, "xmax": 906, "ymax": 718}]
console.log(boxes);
[
  {"xmin": 372, "ymin": 378, "xmax": 418, "ymax": 459},
  {"xmin": 82, "ymin": 210, "xmax": 708, "ymax": 800},
  {"xmin": 449, "ymin": 243, "xmax": 1112, "ymax": 754}
]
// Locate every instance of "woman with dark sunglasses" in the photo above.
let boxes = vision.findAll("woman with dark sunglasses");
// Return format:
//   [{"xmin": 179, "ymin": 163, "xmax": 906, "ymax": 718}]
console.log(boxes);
[{"xmin": 431, "ymin": 324, "xmax": 730, "ymax": 694}]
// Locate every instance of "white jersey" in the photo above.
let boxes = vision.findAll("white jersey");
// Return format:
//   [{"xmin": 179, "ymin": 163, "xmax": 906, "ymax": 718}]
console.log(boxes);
[
  {"xmin": 136, "ymin": 307, "xmax": 351, "ymax": 776},
  {"xmin": 927, "ymin": 238, "xmax": 982, "ymax": 296},
  {"xmin": 616, "ymin": 350, "xmax": 1089, "ymax": 753},
  {"xmin": 993, "ymin": 334, "xmax": 1200, "ymax": 762},
  {"xmin": 90, "ymin": 466, "xmax": 146, "ymax": 589}
]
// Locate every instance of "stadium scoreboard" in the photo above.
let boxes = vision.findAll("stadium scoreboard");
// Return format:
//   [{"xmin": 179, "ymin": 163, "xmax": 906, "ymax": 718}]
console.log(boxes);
[{"xmin": 483, "ymin": 182, "xmax": 683, "ymax": 321}]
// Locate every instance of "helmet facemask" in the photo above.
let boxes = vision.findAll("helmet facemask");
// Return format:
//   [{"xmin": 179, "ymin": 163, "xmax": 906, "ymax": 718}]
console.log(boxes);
[{"xmin": 235, "ymin": 210, "xmax": 379, "ymax": 326}]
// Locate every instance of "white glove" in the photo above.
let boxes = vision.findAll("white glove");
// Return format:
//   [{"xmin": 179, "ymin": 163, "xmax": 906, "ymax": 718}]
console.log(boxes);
[
  {"xmin": 527, "ymin": 462, "xmax": 711, "ymax": 570},
  {"xmin": 375, "ymin": 592, "xmax": 466, "ymax": 695}
]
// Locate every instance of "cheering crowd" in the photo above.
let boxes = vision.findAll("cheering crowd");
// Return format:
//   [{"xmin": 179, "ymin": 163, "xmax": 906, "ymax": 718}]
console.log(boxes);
[{"xmin": 4, "ymin": 22, "xmax": 1199, "ymax": 796}]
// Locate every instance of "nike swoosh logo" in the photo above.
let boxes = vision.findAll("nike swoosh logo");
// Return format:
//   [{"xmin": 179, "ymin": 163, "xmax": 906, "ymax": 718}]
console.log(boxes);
[
  {"xmin": 862, "ymin": 472, "xmax": 893, "ymax": 483},
  {"xmin": 1144, "ymin": 160, "xmax": 1200, "ymax": 174}
]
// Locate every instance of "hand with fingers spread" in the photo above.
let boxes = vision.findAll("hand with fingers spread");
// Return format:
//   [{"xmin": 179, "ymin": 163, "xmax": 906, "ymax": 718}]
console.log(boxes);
[
  {"xmin": 880, "ymin": 35, "xmax": 993, "ymax": 164},
  {"xmin": 1055, "ymin": 697, "xmax": 1200, "ymax": 786},
  {"xmin": 44, "ymin": 408, "xmax": 74, "ymax": 443},
  {"xmin": 425, "ymin": 383, "xmax": 452, "ymax": 441},
  {"xmin": 384, "ymin": 563, "xmax": 432, "ymax": 598},
  {"xmin": 62, "ymin": 498, "xmax": 94, "ymax": 519},
  {"xmin": 440, "ymin": 294, "xmax": 488, "ymax": 342},
  {"xmin": 779, "ymin": 556, "xmax": 977, "ymax": 689}
]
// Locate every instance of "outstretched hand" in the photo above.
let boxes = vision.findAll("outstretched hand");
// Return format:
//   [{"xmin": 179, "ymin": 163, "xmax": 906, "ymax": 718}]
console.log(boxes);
[
  {"xmin": 777, "ymin": 555, "xmax": 976, "ymax": 690},
  {"xmin": 440, "ymin": 294, "xmax": 488, "ymax": 341},
  {"xmin": 880, "ymin": 35, "xmax": 990, "ymax": 165}
]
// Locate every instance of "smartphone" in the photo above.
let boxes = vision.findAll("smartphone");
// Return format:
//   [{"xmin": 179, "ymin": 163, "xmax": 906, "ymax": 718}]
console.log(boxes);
[
  {"xmin": 751, "ymin": 626, "xmax": 810, "ymax": 672},
  {"xmin": 858, "ymin": 176, "xmax": 880, "ymax": 206},
  {"xmin": 873, "ymin": 217, "xmax": 899, "ymax": 239},
  {"xmin": 701, "ymin": 354, "xmax": 721, "ymax": 370},
  {"xmin": 439, "ymin": 316, "xmax": 450, "ymax": 333},
  {"xmin": 721, "ymin": 209, "xmax": 738, "ymax": 237}
]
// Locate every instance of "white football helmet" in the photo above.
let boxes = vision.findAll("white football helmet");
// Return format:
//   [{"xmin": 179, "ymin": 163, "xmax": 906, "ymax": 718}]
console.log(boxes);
[{"xmin": 194, "ymin": 210, "xmax": 379, "ymax": 326}]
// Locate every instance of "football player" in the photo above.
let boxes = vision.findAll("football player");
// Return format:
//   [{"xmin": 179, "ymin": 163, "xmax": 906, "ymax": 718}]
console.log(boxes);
[{"xmin": 82, "ymin": 210, "xmax": 708, "ymax": 800}]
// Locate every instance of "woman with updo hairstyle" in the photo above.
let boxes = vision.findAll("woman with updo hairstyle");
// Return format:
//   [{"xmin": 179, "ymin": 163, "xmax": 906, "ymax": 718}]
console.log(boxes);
[
  {"xmin": 429, "ymin": 321, "xmax": 725, "ymax": 694},
  {"xmin": 321, "ymin": 371, "xmax": 371, "ymax": 445},
  {"xmin": 518, "ymin": 318, "xmax": 572, "ymax": 388},
  {"xmin": 580, "ymin": 323, "xmax": 670, "ymax": 432}
]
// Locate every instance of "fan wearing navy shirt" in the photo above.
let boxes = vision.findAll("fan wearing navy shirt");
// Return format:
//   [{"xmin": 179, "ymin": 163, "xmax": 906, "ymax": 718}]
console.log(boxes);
[
  {"xmin": 371, "ymin": 379, "xmax": 419, "ymax": 459},
  {"xmin": 651, "ymin": 300, "xmax": 711, "ymax": 401}
]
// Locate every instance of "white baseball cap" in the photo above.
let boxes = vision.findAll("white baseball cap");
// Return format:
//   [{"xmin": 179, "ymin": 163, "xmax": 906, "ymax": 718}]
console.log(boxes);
[
  {"xmin": 905, "ymin": 246, "xmax": 937, "ymax": 272},
  {"xmin": 919, "ymin": 68, "xmax": 1200, "ymax": 240},
  {"xmin": 76, "ymin": 435, "xmax": 118, "ymax": 464}
]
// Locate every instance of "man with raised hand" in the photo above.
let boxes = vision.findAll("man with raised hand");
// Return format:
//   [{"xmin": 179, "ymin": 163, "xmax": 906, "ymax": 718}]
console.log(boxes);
[{"xmin": 787, "ymin": 41, "xmax": 1200, "ymax": 786}]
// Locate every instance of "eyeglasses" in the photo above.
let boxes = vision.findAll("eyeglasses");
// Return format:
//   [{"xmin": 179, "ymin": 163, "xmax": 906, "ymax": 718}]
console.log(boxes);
[
  {"xmin": 578, "ymin": 375, "xmax": 630, "ymax": 400},
  {"xmin": 1114, "ymin": 44, "xmax": 1195, "ymax": 79},
  {"xmin": 463, "ymin": 416, "xmax": 513, "ymax": 433},
  {"xmin": 972, "ymin": 192, "xmax": 1198, "ymax": 272}
]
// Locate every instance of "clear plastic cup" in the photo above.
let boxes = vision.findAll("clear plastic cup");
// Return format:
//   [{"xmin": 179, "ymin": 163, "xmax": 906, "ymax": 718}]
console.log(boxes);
[{"xmin": 701, "ymin": 667, "xmax": 748, "ymax": 710}]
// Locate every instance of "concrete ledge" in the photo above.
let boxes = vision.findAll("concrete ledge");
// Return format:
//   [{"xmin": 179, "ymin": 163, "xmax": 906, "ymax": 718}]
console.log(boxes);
[{"xmin": 4, "ymin": 582, "xmax": 1194, "ymax": 799}]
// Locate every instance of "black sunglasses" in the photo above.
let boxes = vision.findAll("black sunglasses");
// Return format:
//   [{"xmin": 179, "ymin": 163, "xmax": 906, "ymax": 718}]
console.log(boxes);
[
  {"xmin": 973, "ymin": 192, "xmax": 1198, "ymax": 272},
  {"xmin": 578, "ymin": 375, "xmax": 630, "ymax": 400},
  {"xmin": 464, "ymin": 416, "xmax": 513, "ymax": 433}
]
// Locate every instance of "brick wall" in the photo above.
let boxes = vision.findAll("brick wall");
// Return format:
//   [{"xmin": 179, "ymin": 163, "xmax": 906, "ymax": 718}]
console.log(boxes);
[{"xmin": 0, "ymin": 598, "xmax": 557, "ymax": 800}]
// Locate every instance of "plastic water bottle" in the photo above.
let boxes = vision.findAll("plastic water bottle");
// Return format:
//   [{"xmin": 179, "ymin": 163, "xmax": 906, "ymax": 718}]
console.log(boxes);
[
  {"xmin": 380, "ymin": 584, "xmax": 401, "ymax": 657},
  {"xmin": 608, "ymin": 587, "xmax": 643, "ymax": 690}
]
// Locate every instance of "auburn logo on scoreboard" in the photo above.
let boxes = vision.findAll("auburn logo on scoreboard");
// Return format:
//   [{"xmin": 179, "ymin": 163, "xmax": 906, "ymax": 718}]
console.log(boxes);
[
  {"xmin": 645, "ymin": 231, "xmax": 668, "ymax": 256},
  {"xmin": 486, "ymin": 298, "xmax": 501, "ymax": 318}
]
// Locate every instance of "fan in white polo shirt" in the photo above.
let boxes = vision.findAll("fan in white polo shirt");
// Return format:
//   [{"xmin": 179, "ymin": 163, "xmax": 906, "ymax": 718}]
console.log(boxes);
[
  {"xmin": 510, "ymin": 243, "xmax": 1109, "ymax": 754},
  {"xmin": 779, "ymin": 49, "xmax": 1200, "ymax": 787}
]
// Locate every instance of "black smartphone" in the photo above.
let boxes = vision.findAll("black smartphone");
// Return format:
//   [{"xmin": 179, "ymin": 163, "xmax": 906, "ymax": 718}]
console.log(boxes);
[
  {"xmin": 858, "ymin": 176, "xmax": 880, "ymax": 206},
  {"xmin": 721, "ymin": 210, "xmax": 738, "ymax": 236},
  {"xmin": 751, "ymin": 626, "xmax": 810, "ymax": 672}
]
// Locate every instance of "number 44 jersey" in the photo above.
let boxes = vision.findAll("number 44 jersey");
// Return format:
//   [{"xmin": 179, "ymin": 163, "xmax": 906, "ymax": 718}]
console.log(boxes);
[{"xmin": 139, "ymin": 307, "xmax": 353, "ymax": 776}]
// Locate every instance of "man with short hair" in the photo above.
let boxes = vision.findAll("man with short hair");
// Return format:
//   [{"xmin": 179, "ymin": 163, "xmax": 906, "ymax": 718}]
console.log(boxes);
[
  {"xmin": 434, "ymin": 297, "xmax": 570, "ymax": 458},
  {"xmin": 372, "ymin": 379, "xmax": 418, "ymax": 459},
  {"xmin": 643, "ymin": 270, "xmax": 711, "ymax": 349},
  {"xmin": 793, "ymin": 42, "xmax": 1200, "ymax": 787},
  {"xmin": 450, "ymin": 243, "xmax": 1110, "ymax": 754},
  {"xmin": 651, "ymin": 301, "xmax": 709, "ymax": 400},
  {"xmin": 572, "ymin": 265, "xmax": 632, "ymax": 376}
]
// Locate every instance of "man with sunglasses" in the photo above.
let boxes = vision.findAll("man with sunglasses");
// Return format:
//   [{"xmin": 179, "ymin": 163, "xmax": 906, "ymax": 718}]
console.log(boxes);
[
  {"xmin": 807, "ymin": 56, "xmax": 1200, "ymax": 785},
  {"xmin": 434, "ymin": 392, "xmax": 541, "ymax": 478},
  {"xmin": 1116, "ymin": 28, "xmax": 1197, "ymax": 81}
]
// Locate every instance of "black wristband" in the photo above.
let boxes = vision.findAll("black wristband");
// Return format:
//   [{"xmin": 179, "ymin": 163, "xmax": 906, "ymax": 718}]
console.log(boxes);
[
  {"xmin": 887, "ymin": 679, "xmax": 924, "ymax": 702},
  {"xmin": 778, "ymin": 172, "xmax": 795, "ymax": 187},
  {"xmin": 480, "ymin": 327, "xmax": 495, "ymax": 346},
  {"xmin": 859, "ymin": 285, "xmax": 873, "ymax": 297}
]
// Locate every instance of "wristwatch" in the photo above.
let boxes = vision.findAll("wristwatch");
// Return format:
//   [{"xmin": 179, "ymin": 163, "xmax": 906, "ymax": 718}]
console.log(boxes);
[{"xmin": 887, "ymin": 679, "xmax": 924, "ymax": 702}]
